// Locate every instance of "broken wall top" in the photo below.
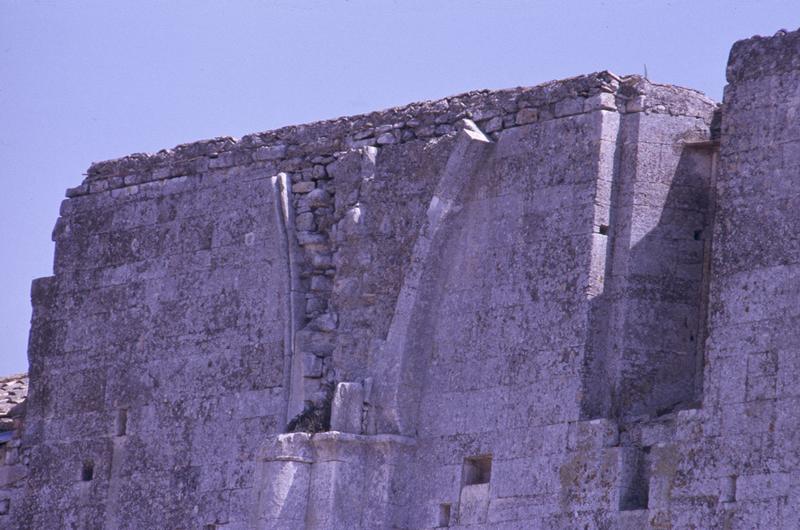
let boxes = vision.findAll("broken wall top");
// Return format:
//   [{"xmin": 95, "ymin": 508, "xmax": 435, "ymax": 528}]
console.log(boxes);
[
  {"xmin": 0, "ymin": 374, "xmax": 27, "ymax": 437},
  {"xmin": 727, "ymin": 26, "xmax": 800, "ymax": 82},
  {"xmin": 74, "ymin": 72, "xmax": 716, "ymax": 196}
]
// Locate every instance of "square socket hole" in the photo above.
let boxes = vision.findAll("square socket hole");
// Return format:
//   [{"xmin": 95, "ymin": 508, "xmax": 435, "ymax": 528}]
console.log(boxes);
[{"xmin": 462, "ymin": 455, "xmax": 492, "ymax": 486}]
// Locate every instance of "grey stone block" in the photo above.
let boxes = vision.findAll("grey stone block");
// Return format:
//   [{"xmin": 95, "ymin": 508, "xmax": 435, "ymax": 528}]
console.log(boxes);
[
  {"xmin": 254, "ymin": 144, "xmax": 287, "ymax": 160},
  {"xmin": 330, "ymin": 382, "xmax": 364, "ymax": 434}
]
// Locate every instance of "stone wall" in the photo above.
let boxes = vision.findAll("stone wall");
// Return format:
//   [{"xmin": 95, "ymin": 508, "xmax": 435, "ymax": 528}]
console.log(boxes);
[
  {"xmin": 242, "ymin": 73, "xmax": 715, "ymax": 528},
  {"xmin": 646, "ymin": 28, "xmax": 800, "ymax": 528},
  {"xmin": 0, "ymin": 375, "xmax": 28, "ymax": 529},
  {"xmin": 593, "ymin": 87, "xmax": 715, "ymax": 421},
  {"xmin": 5, "ymin": 26, "xmax": 800, "ymax": 530},
  {"xmin": 20, "ymin": 166, "xmax": 291, "ymax": 528}
]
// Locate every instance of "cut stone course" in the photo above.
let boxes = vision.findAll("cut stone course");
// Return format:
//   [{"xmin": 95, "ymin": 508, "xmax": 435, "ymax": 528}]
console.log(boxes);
[{"xmin": 3, "ymin": 26, "xmax": 800, "ymax": 530}]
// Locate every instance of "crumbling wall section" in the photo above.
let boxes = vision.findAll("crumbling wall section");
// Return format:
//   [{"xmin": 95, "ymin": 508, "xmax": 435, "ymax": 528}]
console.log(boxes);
[{"xmin": 0, "ymin": 375, "xmax": 28, "ymax": 528}]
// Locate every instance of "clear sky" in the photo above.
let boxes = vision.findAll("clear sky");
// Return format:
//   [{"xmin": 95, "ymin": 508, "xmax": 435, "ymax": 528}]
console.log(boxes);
[{"xmin": 1, "ymin": 0, "xmax": 798, "ymax": 374}]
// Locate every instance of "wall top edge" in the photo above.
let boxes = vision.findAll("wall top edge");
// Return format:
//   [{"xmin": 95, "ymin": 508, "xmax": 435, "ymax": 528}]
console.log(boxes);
[
  {"xmin": 74, "ymin": 71, "xmax": 716, "ymax": 193},
  {"xmin": 727, "ymin": 26, "xmax": 800, "ymax": 84}
]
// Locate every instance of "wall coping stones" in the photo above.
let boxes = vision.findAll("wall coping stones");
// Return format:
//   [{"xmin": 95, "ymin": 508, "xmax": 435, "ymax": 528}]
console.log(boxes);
[{"xmin": 72, "ymin": 71, "xmax": 717, "ymax": 198}]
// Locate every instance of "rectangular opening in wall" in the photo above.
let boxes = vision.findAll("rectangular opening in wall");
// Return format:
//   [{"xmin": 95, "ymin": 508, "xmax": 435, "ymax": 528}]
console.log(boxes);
[
  {"xmin": 599, "ymin": 224, "xmax": 609, "ymax": 235},
  {"xmin": 462, "ymin": 455, "xmax": 492, "ymax": 486},
  {"xmin": 437, "ymin": 503, "xmax": 451, "ymax": 527},
  {"xmin": 720, "ymin": 475, "xmax": 737, "ymax": 503},
  {"xmin": 619, "ymin": 447, "xmax": 649, "ymax": 511},
  {"xmin": 116, "ymin": 409, "xmax": 128, "ymax": 437},
  {"xmin": 81, "ymin": 460, "xmax": 94, "ymax": 482}
]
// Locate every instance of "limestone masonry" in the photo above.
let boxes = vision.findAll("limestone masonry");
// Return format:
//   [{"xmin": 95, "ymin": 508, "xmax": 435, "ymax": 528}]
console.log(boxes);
[{"xmin": 2, "ymin": 27, "xmax": 800, "ymax": 529}]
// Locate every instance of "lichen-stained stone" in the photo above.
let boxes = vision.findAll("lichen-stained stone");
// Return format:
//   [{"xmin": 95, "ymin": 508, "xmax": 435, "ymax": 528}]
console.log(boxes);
[{"xmin": 7, "ymin": 26, "xmax": 800, "ymax": 530}]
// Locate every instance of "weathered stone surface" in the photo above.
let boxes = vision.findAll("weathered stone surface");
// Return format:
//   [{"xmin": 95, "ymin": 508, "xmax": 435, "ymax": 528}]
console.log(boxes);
[
  {"xmin": 329, "ymin": 382, "xmax": 364, "ymax": 434},
  {"xmin": 5, "ymin": 26, "xmax": 800, "ymax": 530},
  {"xmin": 515, "ymin": 107, "xmax": 538, "ymax": 124},
  {"xmin": 0, "ymin": 375, "xmax": 27, "ymax": 529}
]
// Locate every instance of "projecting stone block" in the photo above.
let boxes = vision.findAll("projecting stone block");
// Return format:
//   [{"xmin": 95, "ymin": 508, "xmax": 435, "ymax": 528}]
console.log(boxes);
[
  {"xmin": 261, "ymin": 433, "xmax": 313, "ymax": 463},
  {"xmin": 458, "ymin": 483, "xmax": 489, "ymax": 525},
  {"xmin": 584, "ymin": 92, "xmax": 617, "ymax": 112},
  {"xmin": 330, "ymin": 382, "xmax": 364, "ymax": 434},
  {"xmin": 66, "ymin": 183, "xmax": 90, "ymax": 197}
]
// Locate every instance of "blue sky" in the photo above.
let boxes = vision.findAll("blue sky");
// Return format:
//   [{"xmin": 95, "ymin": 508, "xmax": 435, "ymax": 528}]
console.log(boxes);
[{"xmin": 1, "ymin": 0, "xmax": 798, "ymax": 374}]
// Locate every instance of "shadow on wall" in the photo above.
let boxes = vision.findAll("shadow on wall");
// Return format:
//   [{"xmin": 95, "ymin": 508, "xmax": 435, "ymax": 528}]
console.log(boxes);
[{"xmin": 583, "ymin": 139, "xmax": 716, "ymax": 421}]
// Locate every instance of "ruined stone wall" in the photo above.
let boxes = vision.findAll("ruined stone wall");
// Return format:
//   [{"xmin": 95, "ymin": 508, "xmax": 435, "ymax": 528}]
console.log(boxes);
[
  {"xmin": 19, "ymin": 167, "xmax": 291, "ymax": 529},
  {"xmin": 400, "ymin": 105, "xmax": 619, "ymax": 529},
  {"xmin": 6, "ymin": 26, "xmax": 800, "ymax": 530},
  {"xmin": 0, "ymin": 375, "xmax": 28, "ymax": 528},
  {"xmin": 70, "ymin": 71, "xmax": 632, "ymax": 421},
  {"xmin": 644, "ymin": 28, "xmax": 800, "ymax": 529},
  {"xmin": 370, "ymin": 82, "xmax": 715, "ymax": 529},
  {"xmin": 16, "ymin": 71, "xmax": 664, "ymax": 529},
  {"xmin": 595, "ymin": 86, "xmax": 716, "ymax": 421},
  {"xmin": 247, "ymin": 75, "xmax": 716, "ymax": 528}
]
